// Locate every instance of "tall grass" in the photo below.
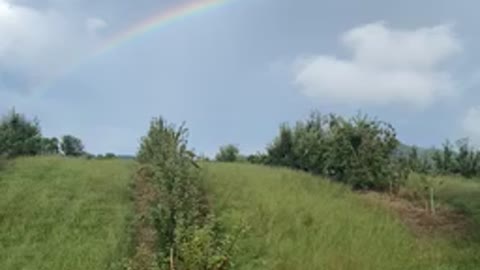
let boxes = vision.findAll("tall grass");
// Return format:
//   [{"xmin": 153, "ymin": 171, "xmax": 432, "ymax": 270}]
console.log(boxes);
[
  {"xmin": 205, "ymin": 163, "xmax": 478, "ymax": 270},
  {"xmin": 0, "ymin": 156, "xmax": 134, "ymax": 270}
]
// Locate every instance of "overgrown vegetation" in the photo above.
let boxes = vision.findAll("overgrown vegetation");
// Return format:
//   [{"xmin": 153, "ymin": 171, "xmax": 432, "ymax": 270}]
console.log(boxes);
[
  {"xmin": 257, "ymin": 112, "xmax": 401, "ymax": 190},
  {"xmin": 2, "ymin": 108, "xmax": 480, "ymax": 269},
  {"xmin": 0, "ymin": 109, "xmax": 43, "ymax": 158},
  {"xmin": 135, "ymin": 117, "xmax": 238, "ymax": 270},
  {"xmin": 206, "ymin": 163, "xmax": 480, "ymax": 270},
  {"xmin": 405, "ymin": 139, "xmax": 480, "ymax": 178},
  {"xmin": 215, "ymin": 144, "xmax": 240, "ymax": 162},
  {"xmin": 61, "ymin": 135, "xmax": 85, "ymax": 157}
]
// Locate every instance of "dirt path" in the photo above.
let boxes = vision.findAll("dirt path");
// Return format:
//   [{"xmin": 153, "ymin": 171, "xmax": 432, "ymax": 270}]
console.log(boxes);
[
  {"xmin": 362, "ymin": 192, "xmax": 470, "ymax": 238},
  {"xmin": 129, "ymin": 166, "xmax": 158, "ymax": 270}
]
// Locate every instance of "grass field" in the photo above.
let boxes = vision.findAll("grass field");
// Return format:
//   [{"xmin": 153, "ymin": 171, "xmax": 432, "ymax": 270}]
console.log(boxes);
[
  {"xmin": 0, "ymin": 157, "xmax": 135, "ymax": 270},
  {"xmin": 205, "ymin": 162, "xmax": 480, "ymax": 270},
  {"xmin": 1, "ymin": 158, "xmax": 479, "ymax": 270},
  {"xmin": 436, "ymin": 176, "xmax": 480, "ymax": 228}
]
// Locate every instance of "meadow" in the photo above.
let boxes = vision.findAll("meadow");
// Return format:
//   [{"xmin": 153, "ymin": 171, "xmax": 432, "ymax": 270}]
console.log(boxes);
[
  {"xmin": 205, "ymin": 162, "xmax": 480, "ymax": 270},
  {"xmin": 1, "ymin": 157, "xmax": 479, "ymax": 270},
  {"xmin": 0, "ymin": 157, "xmax": 134, "ymax": 270}
]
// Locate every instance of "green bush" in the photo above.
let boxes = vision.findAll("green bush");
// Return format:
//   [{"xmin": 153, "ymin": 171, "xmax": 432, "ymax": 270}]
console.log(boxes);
[
  {"xmin": 215, "ymin": 145, "xmax": 240, "ymax": 162},
  {"xmin": 40, "ymin": 137, "xmax": 60, "ymax": 155},
  {"xmin": 138, "ymin": 117, "xmax": 236, "ymax": 270},
  {"xmin": 0, "ymin": 109, "xmax": 42, "ymax": 158},
  {"xmin": 266, "ymin": 112, "xmax": 400, "ymax": 190},
  {"xmin": 60, "ymin": 135, "xmax": 85, "ymax": 157}
]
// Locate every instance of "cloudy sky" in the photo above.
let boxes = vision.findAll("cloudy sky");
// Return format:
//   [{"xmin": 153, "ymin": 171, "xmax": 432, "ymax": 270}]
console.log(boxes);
[{"xmin": 1, "ymin": 0, "xmax": 480, "ymax": 156}]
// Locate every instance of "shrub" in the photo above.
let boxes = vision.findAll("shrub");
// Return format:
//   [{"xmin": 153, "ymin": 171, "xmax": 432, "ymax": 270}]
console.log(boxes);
[
  {"xmin": 215, "ymin": 145, "xmax": 240, "ymax": 162},
  {"xmin": 0, "ymin": 109, "xmax": 42, "ymax": 158},
  {"xmin": 60, "ymin": 135, "xmax": 85, "ymax": 157},
  {"xmin": 104, "ymin": 153, "xmax": 116, "ymax": 159},
  {"xmin": 40, "ymin": 137, "xmax": 60, "ymax": 155},
  {"xmin": 246, "ymin": 153, "xmax": 268, "ymax": 164},
  {"xmin": 138, "ymin": 117, "xmax": 236, "ymax": 269},
  {"xmin": 266, "ymin": 112, "xmax": 400, "ymax": 190}
]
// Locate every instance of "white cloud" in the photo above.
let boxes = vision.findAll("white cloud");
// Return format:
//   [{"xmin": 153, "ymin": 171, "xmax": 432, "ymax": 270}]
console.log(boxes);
[
  {"xmin": 293, "ymin": 22, "xmax": 462, "ymax": 107},
  {"xmin": 0, "ymin": 0, "xmax": 106, "ymax": 93},
  {"xmin": 463, "ymin": 107, "xmax": 480, "ymax": 144}
]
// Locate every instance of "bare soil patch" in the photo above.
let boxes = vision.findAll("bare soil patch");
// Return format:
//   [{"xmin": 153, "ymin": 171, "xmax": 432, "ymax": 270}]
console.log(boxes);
[
  {"xmin": 361, "ymin": 192, "xmax": 470, "ymax": 238},
  {"xmin": 129, "ymin": 166, "xmax": 158, "ymax": 270}
]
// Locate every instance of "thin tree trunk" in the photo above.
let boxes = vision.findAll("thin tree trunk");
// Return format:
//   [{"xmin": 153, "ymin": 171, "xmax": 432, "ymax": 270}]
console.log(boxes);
[{"xmin": 429, "ymin": 187, "xmax": 435, "ymax": 215}]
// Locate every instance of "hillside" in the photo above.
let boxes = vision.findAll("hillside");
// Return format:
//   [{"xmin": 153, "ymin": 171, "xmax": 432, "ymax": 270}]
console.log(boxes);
[
  {"xmin": 205, "ymin": 163, "xmax": 480, "ymax": 270},
  {"xmin": 1, "ymin": 157, "xmax": 479, "ymax": 270},
  {"xmin": 0, "ymin": 157, "xmax": 134, "ymax": 270}
]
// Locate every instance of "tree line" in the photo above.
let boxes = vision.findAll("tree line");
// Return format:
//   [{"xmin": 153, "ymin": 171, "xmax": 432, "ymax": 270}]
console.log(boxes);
[
  {"xmin": 216, "ymin": 111, "xmax": 480, "ymax": 191},
  {"xmin": 0, "ymin": 109, "xmax": 116, "ymax": 160}
]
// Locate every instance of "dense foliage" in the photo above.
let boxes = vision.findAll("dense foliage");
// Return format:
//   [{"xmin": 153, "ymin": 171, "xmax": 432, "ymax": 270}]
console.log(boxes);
[
  {"xmin": 0, "ymin": 109, "xmax": 43, "ymax": 158},
  {"xmin": 41, "ymin": 137, "xmax": 60, "ymax": 155},
  {"xmin": 262, "ymin": 112, "xmax": 401, "ymax": 190},
  {"xmin": 137, "ymin": 117, "xmax": 237, "ymax": 270},
  {"xmin": 0, "ymin": 109, "xmax": 87, "ymax": 159},
  {"xmin": 215, "ymin": 144, "xmax": 240, "ymax": 162},
  {"xmin": 406, "ymin": 139, "xmax": 480, "ymax": 178},
  {"xmin": 61, "ymin": 135, "xmax": 85, "ymax": 157}
]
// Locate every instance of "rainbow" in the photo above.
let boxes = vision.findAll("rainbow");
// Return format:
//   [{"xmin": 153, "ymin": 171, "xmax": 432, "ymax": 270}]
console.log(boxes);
[
  {"xmin": 97, "ymin": 0, "xmax": 228, "ymax": 56},
  {"xmin": 35, "ymin": 0, "xmax": 229, "ymax": 95}
]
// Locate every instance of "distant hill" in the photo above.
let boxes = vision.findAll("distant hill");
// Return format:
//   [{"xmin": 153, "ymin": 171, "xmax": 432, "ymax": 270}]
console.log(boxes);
[{"xmin": 117, "ymin": 155, "xmax": 135, "ymax": 160}]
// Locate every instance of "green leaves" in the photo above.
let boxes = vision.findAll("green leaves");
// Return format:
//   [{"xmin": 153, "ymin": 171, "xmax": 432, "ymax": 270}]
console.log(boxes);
[
  {"xmin": 60, "ymin": 135, "xmax": 85, "ymax": 157},
  {"xmin": 266, "ymin": 111, "xmax": 400, "ymax": 190},
  {"xmin": 137, "ymin": 117, "xmax": 237, "ymax": 270},
  {"xmin": 0, "ymin": 109, "xmax": 42, "ymax": 158},
  {"xmin": 215, "ymin": 145, "xmax": 240, "ymax": 162}
]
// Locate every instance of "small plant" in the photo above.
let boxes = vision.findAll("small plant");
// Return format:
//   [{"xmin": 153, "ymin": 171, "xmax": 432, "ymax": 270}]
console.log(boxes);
[{"xmin": 418, "ymin": 175, "xmax": 444, "ymax": 215}]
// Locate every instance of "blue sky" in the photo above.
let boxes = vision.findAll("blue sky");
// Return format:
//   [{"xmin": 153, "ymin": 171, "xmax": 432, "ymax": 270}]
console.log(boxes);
[{"xmin": 1, "ymin": 0, "xmax": 480, "ymax": 156}]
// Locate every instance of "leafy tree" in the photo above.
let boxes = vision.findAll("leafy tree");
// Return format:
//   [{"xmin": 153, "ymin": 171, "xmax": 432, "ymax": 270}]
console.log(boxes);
[
  {"xmin": 408, "ymin": 147, "xmax": 421, "ymax": 172},
  {"xmin": 104, "ymin": 153, "xmax": 116, "ymax": 159},
  {"xmin": 137, "ymin": 118, "xmax": 196, "ymax": 165},
  {"xmin": 0, "ymin": 109, "xmax": 42, "ymax": 158},
  {"xmin": 215, "ymin": 144, "xmax": 240, "ymax": 162},
  {"xmin": 247, "ymin": 152, "xmax": 268, "ymax": 164},
  {"xmin": 325, "ymin": 114, "xmax": 399, "ymax": 190},
  {"xmin": 266, "ymin": 124, "xmax": 296, "ymax": 167},
  {"xmin": 40, "ymin": 137, "xmax": 59, "ymax": 155},
  {"xmin": 265, "ymin": 112, "xmax": 400, "ymax": 190},
  {"xmin": 60, "ymin": 135, "xmax": 85, "ymax": 157},
  {"xmin": 454, "ymin": 138, "xmax": 480, "ymax": 178}
]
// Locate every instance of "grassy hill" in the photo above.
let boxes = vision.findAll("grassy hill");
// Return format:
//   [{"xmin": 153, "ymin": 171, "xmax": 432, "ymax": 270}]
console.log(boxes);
[
  {"xmin": 1, "ymin": 157, "xmax": 479, "ymax": 270},
  {"xmin": 205, "ymin": 163, "xmax": 480, "ymax": 270},
  {"xmin": 0, "ymin": 157, "xmax": 134, "ymax": 270}
]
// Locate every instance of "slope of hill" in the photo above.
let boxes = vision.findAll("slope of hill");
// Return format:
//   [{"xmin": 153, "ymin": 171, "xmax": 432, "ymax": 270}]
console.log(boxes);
[
  {"xmin": 205, "ymin": 163, "xmax": 479, "ymax": 270},
  {"xmin": 0, "ymin": 157, "xmax": 135, "ymax": 270}
]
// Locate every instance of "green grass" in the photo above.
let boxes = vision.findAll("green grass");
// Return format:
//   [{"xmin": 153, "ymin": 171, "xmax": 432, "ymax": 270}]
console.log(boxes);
[
  {"xmin": 407, "ymin": 174, "xmax": 480, "ymax": 235},
  {"xmin": 436, "ymin": 176, "xmax": 480, "ymax": 227},
  {"xmin": 0, "ymin": 156, "xmax": 135, "ymax": 270},
  {"xmin": 205, "ymin": 162, "xmax": 480, "ymax": 270}
]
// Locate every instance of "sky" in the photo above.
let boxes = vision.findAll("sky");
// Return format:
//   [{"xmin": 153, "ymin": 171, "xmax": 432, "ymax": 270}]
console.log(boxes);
[{"xmin": 1, "ymin": 0, "xmax": 480, "ymax": 156}]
